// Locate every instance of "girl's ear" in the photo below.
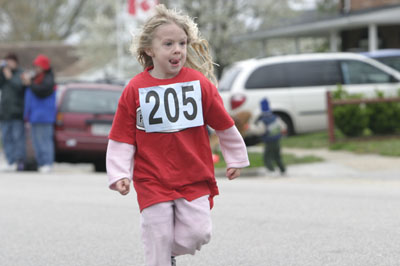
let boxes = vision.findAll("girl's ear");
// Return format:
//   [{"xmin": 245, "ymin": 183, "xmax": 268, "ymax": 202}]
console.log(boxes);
[{"xmin": 145, "ymin": 48, "xmax": 154, "ymax": 57}]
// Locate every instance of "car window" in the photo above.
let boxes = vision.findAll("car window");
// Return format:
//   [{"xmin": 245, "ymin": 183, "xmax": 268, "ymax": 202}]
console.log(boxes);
[
  {"xmin": 219, "ymin": 66, "xmax": 242, "ymax": 91},
  {"xmin": 245, "ymin": 63, "xmax": 287, "ymax": 89},
  {"xmin": 60, "ymin": 89, "xmax": 122, "ymax": 114},
  {"xmin": 286, "ymin": 60, "xmax": 342, "ymax": 87},
  {"xmin": 375, "ymin": 56, "xmax": 400, "ymax": 72},
  {"xmin": 340, "ymin": 60, "xmax": 393, "ymax": 84}
]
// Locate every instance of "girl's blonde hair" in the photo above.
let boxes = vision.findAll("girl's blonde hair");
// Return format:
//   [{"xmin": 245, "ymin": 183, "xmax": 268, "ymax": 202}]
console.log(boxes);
[{"xmin": 131, "ymin": 4, "xmax": 217, "ymax": 84}]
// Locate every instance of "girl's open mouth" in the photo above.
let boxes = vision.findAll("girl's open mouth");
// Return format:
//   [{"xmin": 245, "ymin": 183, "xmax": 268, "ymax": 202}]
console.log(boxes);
[{"xmin": 169, "ymin": 59, "xmax": 180, "ymax": 66}]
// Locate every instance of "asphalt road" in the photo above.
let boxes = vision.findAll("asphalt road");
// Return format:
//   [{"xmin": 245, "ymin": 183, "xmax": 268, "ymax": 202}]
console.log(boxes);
[{"xmin": 1, "ymin": 155, "xmax": 400, "ymax": 266}]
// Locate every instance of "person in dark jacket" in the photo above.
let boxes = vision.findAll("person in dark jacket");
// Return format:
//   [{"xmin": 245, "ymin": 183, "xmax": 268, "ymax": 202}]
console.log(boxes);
[
  {"xmin": 22, "ymin": 54, "xmax": 56, "ymax": 173},
  {"xmin": 0, "ymin": 53, "xmax": 26, "ymax": 171},
  {"xmin": 257, "ymin": 98, "xmax": 286, "ymax": 175}
]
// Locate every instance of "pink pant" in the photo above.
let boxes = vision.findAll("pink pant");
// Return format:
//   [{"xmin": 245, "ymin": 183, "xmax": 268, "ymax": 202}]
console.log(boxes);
[{"xmin": 140, "ymin": 195, "xmax": 212, "ymax": 266}]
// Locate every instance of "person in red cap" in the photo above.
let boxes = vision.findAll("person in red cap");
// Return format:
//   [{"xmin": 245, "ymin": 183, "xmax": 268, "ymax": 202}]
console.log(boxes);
[{"xmin": 21, "ymin": 54, "xmax": 56, "ymax": 173}]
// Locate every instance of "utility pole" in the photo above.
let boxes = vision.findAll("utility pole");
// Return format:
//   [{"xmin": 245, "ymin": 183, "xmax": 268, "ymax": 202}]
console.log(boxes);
[{"xmin": 116, "ymin": 0, "xmax": 123, "ymax": 79}]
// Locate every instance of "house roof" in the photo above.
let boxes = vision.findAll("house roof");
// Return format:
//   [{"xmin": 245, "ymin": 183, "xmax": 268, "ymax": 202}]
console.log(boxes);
[{"xmin": 233, "ymin": 4, "xmax": 400, "ymax": 42}]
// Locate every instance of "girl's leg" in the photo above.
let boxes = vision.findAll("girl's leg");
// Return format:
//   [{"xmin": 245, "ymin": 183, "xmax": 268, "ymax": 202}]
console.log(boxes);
[
  {"xmin": 140, "ymin": 201, "xmax": 174, "ymax": 266},
  {"xmin": 172, "ymin": 195, "xmax": 212, "ymax": 256}
]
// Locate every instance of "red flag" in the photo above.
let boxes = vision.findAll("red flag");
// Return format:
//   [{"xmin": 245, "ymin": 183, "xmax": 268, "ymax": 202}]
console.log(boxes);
[
  {"xmin": 128, "ymin": 0, "xmax": 158, "ymax": 16},
  {"xmin": 140, "ymin": 0, "xmax": 150, "ymax": 11},
  {"xmin": 128, "ymin": 0, "xmax": 136, "ymax": 15}
]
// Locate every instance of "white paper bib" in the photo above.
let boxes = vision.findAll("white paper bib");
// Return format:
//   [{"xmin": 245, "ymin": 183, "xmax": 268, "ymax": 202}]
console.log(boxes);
[{"xmin": 138, "ymin": 80, "xmax": 204, "ymax": 132}]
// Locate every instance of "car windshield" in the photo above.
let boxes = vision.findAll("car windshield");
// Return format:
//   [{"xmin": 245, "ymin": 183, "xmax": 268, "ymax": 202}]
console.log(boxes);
[
  {"xmin": 218, "ymin": 65, "xmax": 242, "ymax": 92},
  {"xmin": 61, "ymin": 89, "xmax": 122, "ymax": 114},
  {"xmin": 375, "ymin": 56, "xmax": 400, "ymax": 72}
]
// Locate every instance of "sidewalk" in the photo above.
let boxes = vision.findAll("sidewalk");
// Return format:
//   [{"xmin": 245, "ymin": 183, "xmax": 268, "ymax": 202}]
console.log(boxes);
[
  {"xmin": 216, "ymin": 146, "xmax": 400, "ymax": 181},
  {"xmin": 2, "ymin": 146, "xmax": 399, "ymax": 181}
]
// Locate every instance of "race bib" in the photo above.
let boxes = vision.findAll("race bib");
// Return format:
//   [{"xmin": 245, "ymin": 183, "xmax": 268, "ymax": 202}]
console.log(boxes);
[{"xmin": 138, "ymin": 80, "xmax": 204, "ymax": 132}]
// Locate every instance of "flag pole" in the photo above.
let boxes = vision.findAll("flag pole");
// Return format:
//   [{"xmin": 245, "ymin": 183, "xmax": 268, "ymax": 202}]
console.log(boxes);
[{"xmin": 116, "ymin": 0, "xmax": 123, "ymax": 79}]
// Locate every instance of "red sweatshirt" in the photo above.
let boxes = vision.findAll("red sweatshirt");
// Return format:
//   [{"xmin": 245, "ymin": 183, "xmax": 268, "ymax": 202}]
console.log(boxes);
[{"xmin": 109, "ymin": 67, "xmax": 234, "ymax": 211}]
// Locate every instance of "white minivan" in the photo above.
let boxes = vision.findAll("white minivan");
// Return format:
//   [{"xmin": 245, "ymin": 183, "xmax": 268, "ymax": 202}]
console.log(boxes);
[{"xmin": 218, "ymin": 53, "xmax": 400, "ymax": 140}]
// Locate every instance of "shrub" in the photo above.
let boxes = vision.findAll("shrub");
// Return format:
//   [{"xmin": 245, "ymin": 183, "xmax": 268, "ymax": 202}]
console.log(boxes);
[
  {"xmin": 366, "ymin": 90, "xmax": 400, "ymax": 135},
  {"xmin": 332, "ymin": 85, "xmax": 369, "ymax": 137}
]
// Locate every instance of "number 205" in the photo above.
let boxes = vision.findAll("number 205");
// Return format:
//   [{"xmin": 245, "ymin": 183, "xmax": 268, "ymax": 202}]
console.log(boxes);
[{"xmin": 146, "ymin": 85, "xmax": 198, "ymax": 125}]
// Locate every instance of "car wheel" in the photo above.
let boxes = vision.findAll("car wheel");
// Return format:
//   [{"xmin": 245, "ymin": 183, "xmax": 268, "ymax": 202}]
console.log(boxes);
[
  {"xmin": 275, "ymin": 112, "xmax": 295, "ymax": 136},
  {"xmin": 94, "ymin": 160, "xmax": 106, "ymax": 172}
]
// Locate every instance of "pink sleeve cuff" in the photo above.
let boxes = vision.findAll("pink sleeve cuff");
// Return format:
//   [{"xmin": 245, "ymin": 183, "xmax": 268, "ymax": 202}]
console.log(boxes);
[
  {"xmin": 215, "ymin": 126, "xmax": 250, "ymax": 169},
  {"xmin": 106, "ymin": 139, "xmax": 135, "ymax": 190}
]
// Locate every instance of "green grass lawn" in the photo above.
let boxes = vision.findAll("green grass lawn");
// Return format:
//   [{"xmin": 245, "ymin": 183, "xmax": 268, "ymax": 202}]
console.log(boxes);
[
  {"xmin": 215, "ymin": 130, "xmax": 400, "ymax": 169},
  {"xmin": 329, "ymin": 137, "xmax": 400, "ymax": 156},
  {"xmin": 281, "ymin": 131, "xmax": 330, "ymax": 149},
  {"xmin": 281, "ymin": 131, "xmax": 400, "ymax": 157},
  {"xmin": 214, "ymin": 150, "xmax": 323, "ymax": 169}
]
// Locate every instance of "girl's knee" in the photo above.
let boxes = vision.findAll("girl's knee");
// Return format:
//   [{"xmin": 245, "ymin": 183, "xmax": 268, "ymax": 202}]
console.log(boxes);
[
  {"xmin": 174, "ymin": 223, "xmax": 212, "ymax": 255},
  {"xmin": 192, "ymin": 225, "xmax": 212, "ymax": 245}
]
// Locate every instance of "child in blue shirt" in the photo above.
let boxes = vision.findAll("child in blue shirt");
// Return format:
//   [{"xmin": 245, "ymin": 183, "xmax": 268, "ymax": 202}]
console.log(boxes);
[{"xmin": 257, "ymin": 98, "xmax": 286, "ymax": 175}]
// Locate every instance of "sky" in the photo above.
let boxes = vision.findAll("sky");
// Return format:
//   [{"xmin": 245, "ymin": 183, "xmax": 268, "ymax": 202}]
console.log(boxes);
[{"xmin": 289, "ymin": 0, "xmax": 318, "ymax": 10}]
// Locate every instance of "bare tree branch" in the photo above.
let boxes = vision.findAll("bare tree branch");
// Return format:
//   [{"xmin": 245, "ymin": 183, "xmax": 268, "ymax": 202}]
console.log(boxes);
[{"xmin": 60, "ymin": 0, "xmax": 89, "ymax": 39}]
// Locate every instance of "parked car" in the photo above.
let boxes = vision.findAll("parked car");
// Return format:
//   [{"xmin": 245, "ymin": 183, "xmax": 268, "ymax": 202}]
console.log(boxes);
[
  {"xmin": 54, "ymin": 82, "xmax": 124, "ymax": 171},
  {"xmin": 361, "ymin": 49, "xmax": 400, "ymax": 72},
  {"xmin": 218, "ymin": 53, "xmax": 400, "ymax": 143}
]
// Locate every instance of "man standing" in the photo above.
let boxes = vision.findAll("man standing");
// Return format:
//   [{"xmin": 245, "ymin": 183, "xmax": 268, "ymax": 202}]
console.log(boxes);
[{"xmin": 0, "ymin": 53, "xmax": 26, "ymax": 171}]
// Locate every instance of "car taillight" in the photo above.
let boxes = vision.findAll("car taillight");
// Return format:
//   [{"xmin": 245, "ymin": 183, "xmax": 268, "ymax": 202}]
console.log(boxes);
[
  {"xmin": 230, "ymin": 94, "xmax": 246, "ymax": 110},
  {"xmin": 56, "ymin": 112, "xmax": 63, "ymax": 126}
]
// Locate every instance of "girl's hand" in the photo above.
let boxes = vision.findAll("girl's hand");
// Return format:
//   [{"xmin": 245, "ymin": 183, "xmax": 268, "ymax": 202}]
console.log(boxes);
[
  {"xmin": 115, "ymin": 178, "xmax": 131, "ymax": 195},
  {"xmin": 226, "ymin": 168, "xmax": 241, "ymax": 180}
]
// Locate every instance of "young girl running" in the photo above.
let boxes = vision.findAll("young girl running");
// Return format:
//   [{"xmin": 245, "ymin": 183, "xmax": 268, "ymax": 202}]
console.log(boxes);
[{"xmin": 106, "ymin": 4, "xmax": 249, "ymax": 266}]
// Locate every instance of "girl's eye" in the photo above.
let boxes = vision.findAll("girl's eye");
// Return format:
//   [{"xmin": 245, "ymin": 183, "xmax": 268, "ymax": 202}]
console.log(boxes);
[
  {"xmin": 180, "ymin": 41, "xmax": 187, "ymax": 46},
  {"xmin": 165, "ymin": 42, "xmax": 172, "ymax": 46}
]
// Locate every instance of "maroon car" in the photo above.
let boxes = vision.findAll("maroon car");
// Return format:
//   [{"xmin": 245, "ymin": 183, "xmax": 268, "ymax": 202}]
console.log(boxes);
[{"xmin": 55, "ymin": 82, "xmax": 124, "ymax": 171}]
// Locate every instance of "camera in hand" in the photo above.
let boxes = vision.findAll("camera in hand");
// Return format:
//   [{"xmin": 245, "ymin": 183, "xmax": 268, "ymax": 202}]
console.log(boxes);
[{"xmin": 26, "ymin": 70, "xmax": 37, "ymax": 78}]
